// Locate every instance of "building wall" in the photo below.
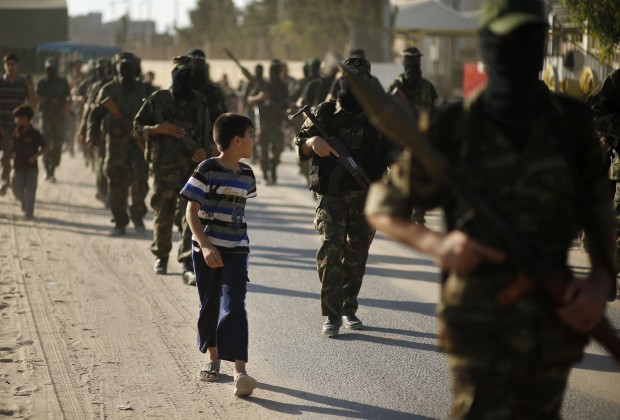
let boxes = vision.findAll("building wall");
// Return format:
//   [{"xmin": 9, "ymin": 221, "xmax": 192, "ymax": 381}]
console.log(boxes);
[{"xmin": 0, "ymin": 8, "xmax": 68, "ymax": 73}]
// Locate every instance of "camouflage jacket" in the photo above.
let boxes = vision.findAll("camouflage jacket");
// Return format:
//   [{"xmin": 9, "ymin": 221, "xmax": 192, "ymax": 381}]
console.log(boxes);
[
  {"xmin": 366, "ymin": 88, "xmax": 612, "ymax": 303},
  {"xmin": 197, "ymin": 81, "xmax": 227, "ymax": 123},
  {"xmin": 35, "ymin": 75, "xmax": 70, "ymax": 116},
  {"xmin": 133, "ymin": 89, "xmax": 212, "ymax": 167},
  {"xmin": 295, "ymin": 100, "xmax": 401, "ymax": 194},
  {"xmin": 88, "ymin": 79, "xmax": 146, "ymax": 149},
  {"xmin": 388, "ymin": 74, "xmax": 438, "ymax": 112}
]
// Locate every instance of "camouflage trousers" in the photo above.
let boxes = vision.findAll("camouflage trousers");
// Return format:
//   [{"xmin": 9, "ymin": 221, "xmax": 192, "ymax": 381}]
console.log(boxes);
[
  {"xmin": 614, "ymin": 182, "xmax": 620, "ymax": 271},
  {"xmin": 41, "ymin": 113, "xmax": 66, "ymax": 174},
  {"xmin": 150, "ymin": 170, "xmax": 193, "ymax": 263},
  {"xmin": 104, "ymin": 144, "xmax": 148, "ymax": 227},
  {"xmin": 257, "ymin": 122, "xmax": 284, "ymax": 182},
  {"xmin": 314, "ymin": 192, "xmax": 375, "ymax": 316},
  {"xmin": 439, "ymin": 281, "xmax": 587, "ymax": 419}
]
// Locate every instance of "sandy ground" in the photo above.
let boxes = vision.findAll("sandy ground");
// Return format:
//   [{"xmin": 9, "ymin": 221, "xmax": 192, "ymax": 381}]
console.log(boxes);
[{"xmin": 0, "ymin": 151, "xmax": 273, "ymax": 419}]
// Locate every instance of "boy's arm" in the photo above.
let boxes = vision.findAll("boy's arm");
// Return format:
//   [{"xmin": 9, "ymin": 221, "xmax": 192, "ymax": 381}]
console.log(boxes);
[{"xmin": 185, "ymin": 201, "xmax": 223, "ymax": 268}]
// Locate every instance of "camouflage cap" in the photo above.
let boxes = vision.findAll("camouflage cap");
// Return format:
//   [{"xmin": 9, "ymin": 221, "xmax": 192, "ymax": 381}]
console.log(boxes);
[
  {"xmin": 479, "ymin": 0, "xmax": 547, "ymax": 35},
  {"xmin": 402, "ymin": 47, "xmax": 423, "ymax": 57},
  {"xmin": 172, "ymin": 55, "xmax": 193, "ymax": 71},
  {"xmin": 44, "ymin": 57, "xmax": 58, "ymax": 68},
  {"xmin": 187, "ymin": 49, "xmax": 206, "ymax": 60},
  {"xmin": 343, "ymin": 56, "xmax": 371, "ymax": 76}
]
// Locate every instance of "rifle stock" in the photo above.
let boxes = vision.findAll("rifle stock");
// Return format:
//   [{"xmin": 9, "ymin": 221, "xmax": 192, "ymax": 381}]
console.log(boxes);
[
  {"xmin": 342, "ymin": 67, "xmax": 620, "ymax": 363},
  {"xmin": 292, "ymin": 105, "xmax": 371, "ymax": 191}
]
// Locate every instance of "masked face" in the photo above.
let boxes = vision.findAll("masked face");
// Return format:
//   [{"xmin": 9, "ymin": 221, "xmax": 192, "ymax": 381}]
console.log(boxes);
[
  {"xmin": 172, "ymin": 68, "xmax": 193, "ymax": 100},
  {"xmin": 480, "ymin": 24, "xmax": 546, "ymax": 86},
  {"xmin": 403, "ymin": 56, "xmax": 421, "ymax": 81},
  {"xmin": 191, "ymin": 58, "xmax": 207, "ymax": 89},
  {"xmin": 46, "ymin": 66, "xmax": 58, "ymax": 78},
  {"xmin": 269, "ymin": 64, "xmax": 282, "ymax": 83},
  {"xmin": 117, "ymin": 60, "xmax": 136, "ymax": 88},
  {"xmin": 337, "ymin": 76, "xmax": 363, "ymax": 113}
]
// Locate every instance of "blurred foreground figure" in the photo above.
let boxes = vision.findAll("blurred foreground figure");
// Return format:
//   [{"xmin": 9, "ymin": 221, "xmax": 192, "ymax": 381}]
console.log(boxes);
[
  {"xmin": 586, "ymin": 69, "xmax": 620, "ymax": 301},
  {"xmin": 365, "ymin": 0, "xmax": 615, "ymax": 417}
]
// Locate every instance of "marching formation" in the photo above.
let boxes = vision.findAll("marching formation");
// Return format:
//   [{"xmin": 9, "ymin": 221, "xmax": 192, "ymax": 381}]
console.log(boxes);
[{"xmin": 0, "ymin": 0, "xmax": 618, "ymax": 416}]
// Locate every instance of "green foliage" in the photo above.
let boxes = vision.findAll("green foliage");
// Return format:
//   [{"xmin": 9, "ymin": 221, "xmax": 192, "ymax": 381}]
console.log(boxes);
[
  {"xmin": 563, "ymin": 0, "xmax": 620, "ymax": 60},
  {"xmin": 181, "ymin": 0, "xmax": 389, "ymax": 61}
]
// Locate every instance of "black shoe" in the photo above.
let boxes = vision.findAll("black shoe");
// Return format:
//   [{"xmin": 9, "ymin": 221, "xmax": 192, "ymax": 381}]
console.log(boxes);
[
  {"xmin": 322, "ymin": 315, "xmax": 342, "ymax": 337},
  {"xmin": 153, "ymin": 257, "xmax": 168, "ymax": 275},
  {"xmin": 0, "ymin": 184, "xmax": 7, "ymax": 196},
  {"xmin": 110, "ymin": 225, "xmax": 126, "ymax": 236},
  {"xmin": 182, "ymin": 259, "xmax": 196, "ymax": 286},
  {"xmin": 132, "ymin": 217, "xmax": 146, "ymax": 233},
  {"xmin": 342, "ymin": 314, "xmax": 363, "ymax": 330}
]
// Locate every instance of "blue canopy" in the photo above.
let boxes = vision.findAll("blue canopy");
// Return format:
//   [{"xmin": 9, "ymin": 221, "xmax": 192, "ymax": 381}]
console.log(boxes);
[{"xmin": 36, "ymin": 42, "xmax": 121, "ymax": 58}]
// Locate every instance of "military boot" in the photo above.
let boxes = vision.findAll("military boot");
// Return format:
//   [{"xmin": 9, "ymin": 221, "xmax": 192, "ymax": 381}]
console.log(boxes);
[
  {"xmin": 153, "ymin": 256, "xmax": 168, "ymax": 275},
  {"xmin": 110, "ymin": 224, "xmax": 126, "ymax": 236},
  {"xmin": 270, "ymin": 167, "xmax": 277, "ymax": 185}
]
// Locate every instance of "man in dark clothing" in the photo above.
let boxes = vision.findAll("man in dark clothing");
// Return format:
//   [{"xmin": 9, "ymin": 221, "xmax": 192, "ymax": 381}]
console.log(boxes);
[
  {"xmin": 247, "ymin": 60, "xmax": 289, "ymax": 184},
  {"xmin": 188, "ymin": 49, "xmax": 227, "ymax": 126},
  {"xmin": 36, "ymin": 57, "xmax": 71, "ymax": 182},
  {"xmin": 295, "ymin": 57, "xmax": 401, "ymax": 336}
]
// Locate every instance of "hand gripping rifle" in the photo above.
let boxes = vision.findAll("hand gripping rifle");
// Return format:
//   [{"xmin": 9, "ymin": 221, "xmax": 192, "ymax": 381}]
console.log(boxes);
[
  {"xmin": 223, "ymin": 48, "xmax": 254, "ymax": 83},
  {"xmin": 291, "ymin": 105, "xmax": 371, "ymax": 192},
  {"xmin": 342, "ymin": 68, "xmax": 620, "ymax": 362}
]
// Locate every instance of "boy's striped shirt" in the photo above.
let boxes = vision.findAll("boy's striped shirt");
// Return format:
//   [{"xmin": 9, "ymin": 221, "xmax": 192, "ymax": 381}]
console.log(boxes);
[{"xmin": 180, "ymin": 158, "xmax": 256, "ymax": 252}]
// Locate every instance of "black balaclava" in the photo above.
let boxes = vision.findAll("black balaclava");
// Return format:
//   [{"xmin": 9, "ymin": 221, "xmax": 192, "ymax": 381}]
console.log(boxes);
[
  {"xmin": 480, "ymin": 24, "xmax": 546, "ymax": 120},
  {"xmin": 171, "ymin": 68, "xmax": 193, "ymax": 101},
  {"xmin": 117, "ymin": 60, "xmax": 136, "ymax": 89},
  {"xmin": 403, "ymin": 56, "xmax": 422, "ymax": 83},
  {"xmin": 46, "ymin": 66, "xmax": 58, "ymax": 78},
  {"xmin": 269, "ymin": 61, "xmax": 282, "ymax": 83},
  {"xmin": 255, "ymin": 65, "xmax": 264, "ymax": 81},
  {"xmin": 337, "ymin": 76, "xmax": 363, "ymax": 114},
  {"xmin": 308, "ymin": 59, "xmax": 321, "ymax": 79},
  {"xmin": 191, "ymin": 58, "xmax": 207, "ymax": 90}
]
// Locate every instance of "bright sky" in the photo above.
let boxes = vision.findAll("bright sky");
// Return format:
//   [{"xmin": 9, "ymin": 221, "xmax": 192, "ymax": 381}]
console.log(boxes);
[{"xmin": 66, "ymin": 0, "xmax": 249, "ymax": 33}]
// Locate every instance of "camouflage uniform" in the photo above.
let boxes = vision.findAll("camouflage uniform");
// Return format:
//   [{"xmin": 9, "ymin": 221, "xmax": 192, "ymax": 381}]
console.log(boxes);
[
  {"xmin": 388, "ymin": 74, "xmax": 438, "ymax": 113},
  {"xmin": 89, "ymin": 57, "xmax": 148, "ymax": 232},
  {"xmin": 252, "ymin": 61, "xmax": 289, "ymax": 184},
  {"xmin": 388, "ymin": 48, "xmax": 438, "ymax": 224},
  {"xmin": 366, "ymin": 87, "xmax": 612, "ymax": 417},
  {"xmin": 78, "ymin": 71, "xmax": 113, "ymax": 203},
  {"xmin": 35, "ymin": 59, "xmax": 71, "ymax": 179},
  {"xmin": 295, "ymin": 94, "xmax": 400, "ymax": 317},
  {"xmin": 133, "ymin": 73, "xmax": 211, "ymax": 265},
  {"xmin": 586, "ymin": 69, "xmax": 620, "ymax": 286}
]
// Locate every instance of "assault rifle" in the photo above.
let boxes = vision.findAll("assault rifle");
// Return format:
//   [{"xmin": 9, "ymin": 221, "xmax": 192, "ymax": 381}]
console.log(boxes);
[
  {"xmin": 100, "ymin": 97, "xmax": 145, "ymax": 152},
  {"xmin": 342, "ymin": 67, "xmax": 620, "ymax": 362},
  {"xmin": 223, "ymin": 48, "xmax": 254, "ymax": 83},
  {"xmin": 291, "ymin": 105, "xmax": 371, "ymax": 192}
]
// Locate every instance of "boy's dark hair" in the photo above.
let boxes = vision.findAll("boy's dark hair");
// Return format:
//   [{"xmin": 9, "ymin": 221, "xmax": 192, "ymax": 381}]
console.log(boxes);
[
  {"xmin": 12, "ymin": 104, "xmax": 34, "ymax": 120},
  {"xmin": 3, "ymin": 53, "xmax": 19, "ymax": 64},
  {"xmin": 213, "ymin": 113, "xmax": 253, "ymax": 151}
]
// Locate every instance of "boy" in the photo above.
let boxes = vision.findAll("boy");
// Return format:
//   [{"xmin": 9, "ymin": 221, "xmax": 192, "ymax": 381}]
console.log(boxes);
[
  {"xmin": 180, "ymin": 113, "xmax": 257, "ymax": 397},
  {"xmin": 11, "ymin": 104, "xmax": 46, "ymax": 219}
]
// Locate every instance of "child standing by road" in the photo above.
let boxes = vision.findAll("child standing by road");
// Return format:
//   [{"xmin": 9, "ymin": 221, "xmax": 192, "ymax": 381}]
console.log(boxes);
[
  {"xmin": 180, "ymin": 113, "xmax": 258, "ymax": 397},
  {"xmin": 11, "ymin": 104, "xmax": 46, "ymax": 219}
]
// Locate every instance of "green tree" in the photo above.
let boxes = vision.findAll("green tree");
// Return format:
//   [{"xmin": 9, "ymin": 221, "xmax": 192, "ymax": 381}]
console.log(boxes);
[
  {"xmin": 184, "ymin": 0, "xmax": 239, "ymax": 57},
  {"xmin": 563, "ymin": 0, "xmax": 620, "ymax": 61}
]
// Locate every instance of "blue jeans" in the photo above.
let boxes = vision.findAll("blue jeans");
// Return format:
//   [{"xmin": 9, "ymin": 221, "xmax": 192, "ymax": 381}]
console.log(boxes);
[
  {"xmin": 194, "ymin": 249, "xmax": 249, "ymax": 362},
  {"xmin": 12, "ymin": 167, "xmax": 38, "ymax": 217}
]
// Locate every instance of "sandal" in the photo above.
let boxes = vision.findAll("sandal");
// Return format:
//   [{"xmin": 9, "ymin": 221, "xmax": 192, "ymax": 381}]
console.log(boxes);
[
  {"xmin": 199, "ymin": 360, "xmax": 220, "ymax": 382},
  {"xmin": 234, "ymin": 373, "xmax": 257, "ymax": 397}
]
